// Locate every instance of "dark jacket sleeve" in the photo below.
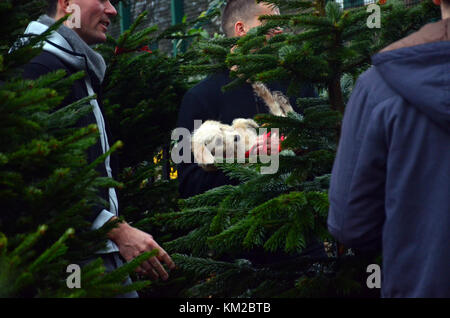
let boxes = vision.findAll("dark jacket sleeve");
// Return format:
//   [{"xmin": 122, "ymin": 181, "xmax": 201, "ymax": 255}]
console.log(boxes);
[
  {"xmin": 328, "ymin": 77, "xmax": 385, "ymax": 252},
  {"xmin": 176, "ymin": 90, "xmax": 238, "ymax": 199},
  {"xmin": 22, "ymin": 55, "xmax": 110, "ymax": 224}
]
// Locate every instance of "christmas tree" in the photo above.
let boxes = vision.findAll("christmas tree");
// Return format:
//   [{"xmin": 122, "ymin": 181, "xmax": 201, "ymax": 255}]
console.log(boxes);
[
  {"xmin": 147, "ymin": 0, "xmax": 440, "ymax": 297},
  {"xmin": 95, "ymin": 6, "xmax": 225, "ymax": 296},
  {"xmin": 0, "ymin": 0, "xmax": 153, "ymax": 297},
  {"xmin": 1, "ymin": 0, "xmax": 440, "ymax": 298}
]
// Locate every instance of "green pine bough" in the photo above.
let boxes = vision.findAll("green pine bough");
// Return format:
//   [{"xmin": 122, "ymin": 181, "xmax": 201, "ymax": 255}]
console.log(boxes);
[
  {"xmin": 0, "ymin": 0, "xmax": 155, "ymax": 297},
  {"xmin": 149, "ymin": 0, "xmax": 440, "ymax": 298}
]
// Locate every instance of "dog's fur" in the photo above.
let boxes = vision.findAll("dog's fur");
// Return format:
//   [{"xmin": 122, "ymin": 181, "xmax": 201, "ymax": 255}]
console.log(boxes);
[
  {"xmin": 191, "ymin": 82, "xmax": 293, "ymax": 171},
  {"xmin": 251, "ymin": 82, "xmax": 294, "ymax": 116},
  {"xmin": 192, "ymin": 118, "xmax": 259, "ymax": 171}
]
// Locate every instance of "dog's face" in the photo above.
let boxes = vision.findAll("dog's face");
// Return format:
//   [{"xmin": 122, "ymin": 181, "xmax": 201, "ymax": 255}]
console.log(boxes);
[{"xmin": 192, "ymin": 121, "xmax": 241, "ymax": 167}]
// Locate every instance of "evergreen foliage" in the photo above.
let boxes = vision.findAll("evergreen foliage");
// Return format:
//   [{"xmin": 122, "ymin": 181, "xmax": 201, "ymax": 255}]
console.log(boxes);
[
  {"xmin": 1, "ymin": 0, "xmax": 441, "ymax": 298},
  {"xmin": 0, "ymin": 0, "xmax": 153, "ymax": 297},
  {"xmin": 148, "ymin": 0, "xmax": 440, "ymax": 297},
  {"xmin": 95, "ymin": 7, "xmax": 226, "ymax": 297},
  {"xmin": 98, "ymin": 13, "xmax": 184, "ymax": 239}
]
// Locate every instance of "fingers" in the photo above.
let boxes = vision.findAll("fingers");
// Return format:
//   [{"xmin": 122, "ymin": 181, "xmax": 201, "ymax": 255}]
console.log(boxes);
[
  {"xmin": 140, "ymin": 260, "xmax": 156, "ymax": 277},
  {"xmin": 136, "ymin": 264, "xmax": 159, "ymax": 281},
  {"xmin": 158, "ymin": 250, "xmax": 176, "ymax": 270},
  {"xmin": 119, "ymin": 228, "xmax": 176, "ymax": 281},
  {"xmin": 136, "ymin": 248, "xmax": 176, "ymax": 281},
  {"xmin": 139, "ymin": 253, "xmax": 173, "ymax": 281},
  {"xmin": 135, "ymin": 265, "xmax": 145, "ymax": 275},
  {"xmin": 148, "ymin": 257, "xmax": 169, "ymax": 281},
  {"xmin": 141, "ymin": 259, "xmax": 162, "ymax": 281},
  {"xmin": 150, "ymin": 241, "xmax": 176, "ymax": 270},
  {"xmin": 252, "ymin": 133, "xmax": 280, "ymax": 155},
  {"xmin": 261, "ymin": 132, "xmax": 281, "ymax": 155}
]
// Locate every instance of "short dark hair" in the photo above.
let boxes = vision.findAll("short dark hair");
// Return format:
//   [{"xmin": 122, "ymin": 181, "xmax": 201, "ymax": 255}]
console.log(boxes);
[
  {"xmin": 443, "ymin": 0, "xmax": 450, "ymax": 6},
  {"xmin": 46, "ymin": 0, "xmax": 58, "ymax": 17},
  {"xmin": 221, "ymin": 0, "xmax": 262, "ymax": 37}
]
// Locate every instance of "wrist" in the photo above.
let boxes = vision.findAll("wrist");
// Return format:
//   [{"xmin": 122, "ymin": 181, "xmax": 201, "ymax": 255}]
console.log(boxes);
[{"xmin": 107, "ymin": 217, "xmax": 131, "ymax": 243}]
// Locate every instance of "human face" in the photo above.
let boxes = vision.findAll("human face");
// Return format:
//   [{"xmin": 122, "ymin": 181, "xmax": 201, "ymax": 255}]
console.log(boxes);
[
  {"xmin": 71, "ymin": 0, "xmax": 117, "ymax": 45},
  {"xmin": 236, "ymin": 3, "xmax": 281, "ymax": 38}
]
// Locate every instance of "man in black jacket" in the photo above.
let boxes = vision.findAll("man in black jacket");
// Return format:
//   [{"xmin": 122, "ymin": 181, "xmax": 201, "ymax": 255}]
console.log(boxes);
[
  {"xmin": 22, "ymin": 0, "xmax": 175, "ymax": 297},
  {"xmin": 177, "ymin": 0, "xmax": 316, "ymax": 198}
]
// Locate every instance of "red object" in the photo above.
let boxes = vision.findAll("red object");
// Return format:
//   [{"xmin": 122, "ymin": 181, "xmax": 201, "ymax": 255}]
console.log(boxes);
[
  {"xmin": 245, "ymin": 132, "xmax": 285, "ymax": 158},
  {"xmin": 114, "ymin": 45, "xmax": 152, "ymax": 56},
  {"xmin": 139, "ymin": 45, "xmax": 153, "ymax": 53}
]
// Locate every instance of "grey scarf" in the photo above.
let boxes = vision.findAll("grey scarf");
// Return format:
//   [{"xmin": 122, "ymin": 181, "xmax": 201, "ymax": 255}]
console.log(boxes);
[{"xmin": 37, "ymin": 14, "xmax": 106, "ymax": 83}]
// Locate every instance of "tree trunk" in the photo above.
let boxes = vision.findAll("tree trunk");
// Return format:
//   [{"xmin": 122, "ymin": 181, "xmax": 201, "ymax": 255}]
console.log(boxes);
[{"xmin": 328, "ymin": 76, "xmax": 345, "ymax": 114}]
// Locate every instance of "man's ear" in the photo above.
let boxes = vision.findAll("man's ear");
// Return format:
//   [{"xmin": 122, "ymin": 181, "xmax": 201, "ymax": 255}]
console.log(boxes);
[
  {"xmin": 57, "ymin": 0, "xmax": 72, "ymax": 15},
  {"xmin": 234, "ymin": 21, "xmax": 247, "ymax": 36}
]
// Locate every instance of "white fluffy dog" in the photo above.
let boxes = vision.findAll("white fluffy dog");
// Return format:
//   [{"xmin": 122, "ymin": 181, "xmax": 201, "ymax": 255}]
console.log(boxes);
[
  {"xmin": 192, "ymin": 118, "xmax": 259, "ymax": 171},
  {"xmin": 191, "ymin": 82, "xmax": 293, "ymax": 171}
]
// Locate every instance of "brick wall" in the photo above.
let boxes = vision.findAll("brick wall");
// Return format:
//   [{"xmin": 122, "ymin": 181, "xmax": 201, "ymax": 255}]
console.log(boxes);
[{"xmin": 108, "ymin": 0, "xmax": 222, "ymax": 54}]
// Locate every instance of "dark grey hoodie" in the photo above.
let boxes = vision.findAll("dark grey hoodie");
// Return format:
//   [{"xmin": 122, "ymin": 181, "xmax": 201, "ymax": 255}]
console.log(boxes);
[{"xmin": 328, "ymin": 18, "xmax": 450, "ymax": 297}]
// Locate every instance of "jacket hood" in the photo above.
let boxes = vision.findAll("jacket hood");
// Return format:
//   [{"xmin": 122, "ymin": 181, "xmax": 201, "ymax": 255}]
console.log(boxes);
[
  {"xmin": 372, "ymin": 18, "xmax": 450, "ymax": 133},
  {"xmin": 23, "ymin": 15, "xmax": 106, "ymax": 83}
]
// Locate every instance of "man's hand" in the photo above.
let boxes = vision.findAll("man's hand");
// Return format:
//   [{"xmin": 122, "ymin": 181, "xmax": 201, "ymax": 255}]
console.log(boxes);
[
  {"xmin": 107, "ymin": 218, "xmax": 175, "ymax": 281},
  {"xmin": 247, "ymin": 131, "xmax": 283, "ymax": 156}
]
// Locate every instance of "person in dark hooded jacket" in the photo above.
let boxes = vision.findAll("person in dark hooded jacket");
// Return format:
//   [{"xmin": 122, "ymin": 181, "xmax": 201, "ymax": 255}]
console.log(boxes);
[{"xmin": 328, "ymin": 0, "xmax": 450, "ymax": 297}]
